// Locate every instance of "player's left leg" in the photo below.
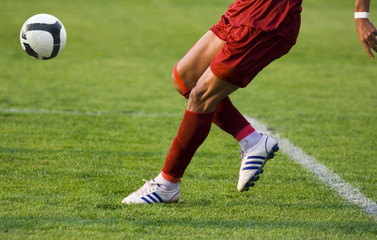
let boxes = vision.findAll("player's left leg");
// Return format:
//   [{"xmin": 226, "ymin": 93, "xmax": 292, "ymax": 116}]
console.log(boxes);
[{"xmin": 171, "ymin": 30, "xmax": 225, "ymax": 96}]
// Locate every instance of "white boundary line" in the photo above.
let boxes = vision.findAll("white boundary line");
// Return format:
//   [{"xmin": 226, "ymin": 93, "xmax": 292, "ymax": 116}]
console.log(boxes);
[
  {"xmin": 0, "ymin": 108, "xmax": 182, "ymax": 117},
  {"xmin": 245, "ymin": 115, "xmax": 377, "ymax": 221},
  {"xmin": 1, "ymin": 108, "xmax": 376, "ymax": 219}
]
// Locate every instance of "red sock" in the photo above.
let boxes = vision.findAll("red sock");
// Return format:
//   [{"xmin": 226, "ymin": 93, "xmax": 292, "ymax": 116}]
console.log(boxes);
[
  {"xmin": 183, "ymin": 91, "xmax": 254, "ymax": 140},
  {"xmin": 162, "ymin": 110, "xmax": 214, "ymax": 182},
  {"xmin": 176, "ymin": 61, "xmax": 254, "ymax": 139},
  {"xmin": 212, "ymin": 97, "xmax": 255, "ymax": 140}
]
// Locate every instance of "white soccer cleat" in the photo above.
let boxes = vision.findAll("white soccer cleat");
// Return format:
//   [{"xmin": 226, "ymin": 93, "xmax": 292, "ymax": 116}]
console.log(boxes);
[
  {"xmin": 237, "ymin": 135, "xmax": 279, "ymax": 192},
  {"xmin": 121, "ymin": 179, "xmax": 181, "ymax": 204}
]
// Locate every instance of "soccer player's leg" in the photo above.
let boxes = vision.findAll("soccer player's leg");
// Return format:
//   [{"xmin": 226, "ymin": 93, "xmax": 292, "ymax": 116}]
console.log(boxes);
[
  {"xmin": 162, "ymin": 67, "xmax": 239, "ymax": 183},
  {"xmin": 170, "ymin": 31, "xmax": 268, "ymax": 192},
  {"xmin": 122, "ymin": 68, "xmax": 237, "ymax": 204},
  {"xmin": 213, "ymin": 27, "xmax": 296, "ymax": 192},
  {"xmin": 171, "ymin": 31, "xmax": 260, "ymax": 151},
  {"xmin": 122, "ymin": 32, "xmax": 224, "ymax": 205},
  {"xmin": 171, "ymin": 30, "xmax": 225, "ymax": 96}
]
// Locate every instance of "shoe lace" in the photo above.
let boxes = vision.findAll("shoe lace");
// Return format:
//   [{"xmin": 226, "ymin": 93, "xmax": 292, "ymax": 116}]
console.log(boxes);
[
  {"xmin": 240, "ymin": 150, "xmax": 245, "ymax": 160},
  {"xmin": 135, "ymin": 179, "xmax": 159, "ymax": 195}
]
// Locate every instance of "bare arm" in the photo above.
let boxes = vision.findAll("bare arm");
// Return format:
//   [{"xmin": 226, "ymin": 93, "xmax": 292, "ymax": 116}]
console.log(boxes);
[{"xmin": 355, "ymin": 0, "xmax": 377, "ymax": 59}]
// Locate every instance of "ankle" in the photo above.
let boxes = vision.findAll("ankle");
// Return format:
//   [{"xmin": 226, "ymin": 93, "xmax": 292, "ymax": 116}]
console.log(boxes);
[
  {"xmin": 239, "ymin": 131, "xmax": 262, "ymax": 152},
  {"xmin": 155, "ymin": 172, "xmax": 180, "ymax": 191}
]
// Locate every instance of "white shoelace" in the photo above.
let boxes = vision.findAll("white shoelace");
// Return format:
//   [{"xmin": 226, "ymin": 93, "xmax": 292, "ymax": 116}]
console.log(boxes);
[{"xmin": 135, "ymin": 179, "xmax": 159, "ymax": 196}]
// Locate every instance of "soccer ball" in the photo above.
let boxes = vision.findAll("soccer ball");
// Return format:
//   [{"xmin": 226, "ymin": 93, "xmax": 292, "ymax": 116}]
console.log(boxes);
[{"xmin": 20, "ymin": 14, "xmax": 66, "ymax": 60}]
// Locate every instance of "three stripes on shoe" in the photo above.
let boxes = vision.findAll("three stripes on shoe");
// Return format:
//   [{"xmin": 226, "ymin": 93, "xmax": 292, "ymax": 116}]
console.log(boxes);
[
  {"xmin": 242, "ymin": 157, "xmax": 265, "ymax": 170},
  {"xmin": 141, "ymin": 192, "xmax": 180, "ymax": 204},
  {"xmin": 141, "ymin": 193, "xmax": 163, "ymax": 204}
]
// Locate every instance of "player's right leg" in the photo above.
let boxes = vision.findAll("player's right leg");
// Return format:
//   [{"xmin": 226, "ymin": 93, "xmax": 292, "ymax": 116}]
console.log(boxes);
[
  {"xmin": 171, "ymin": 30, "xmax": 259, "ymax": 147},
  {"xmin": 122, "ymin": 31, "xmax": 224, "ymax": 205},
  {"xmin": 171, "ymin": 30, "xmax": 225, "ymax": 96}
]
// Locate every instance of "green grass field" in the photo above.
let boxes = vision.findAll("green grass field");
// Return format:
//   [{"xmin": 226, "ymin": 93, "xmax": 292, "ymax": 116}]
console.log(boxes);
[{"xmin": 1, "ymin": 0, "xmax": 377, "ymax": 239}]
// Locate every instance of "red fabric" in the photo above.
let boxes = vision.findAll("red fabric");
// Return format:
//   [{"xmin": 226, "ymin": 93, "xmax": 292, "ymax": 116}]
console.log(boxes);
[
  {"xmin": 235, "ymin": 125, "xmax": 256, "ymax": 142},
  {"xmin": 161, "ymin": 171, "xmax": 181, "ymax": 183},
  {"xmin": 174, "ymin": 61, "xmax": 189, "ymax": 95},
  {"xmin": 224, "ymin": 0, "xmax": 302, "ymax": 31},
  {"xmin": 174, "ymin": 61, "xmax": 194, "ymax": 97},
  {"xmin": 162, "ymin": 110, "xmax": 214, "ymax": 179},
  {"xmin": 181, "ymin": 90, "xmax": 253, "ymax": 140},
  {"xmin": 213, "ymin": 97, "xmax": 254, "ymax": 139},
  {"xmin": 210, "ymin": 13, "xmax": 300, "ymax": 88}
]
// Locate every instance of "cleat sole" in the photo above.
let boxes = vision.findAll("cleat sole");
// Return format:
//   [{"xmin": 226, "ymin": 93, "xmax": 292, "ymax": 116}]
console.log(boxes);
[{"xmin": 272, "ymin": 144, "xmax": 279, "ymax": 152}]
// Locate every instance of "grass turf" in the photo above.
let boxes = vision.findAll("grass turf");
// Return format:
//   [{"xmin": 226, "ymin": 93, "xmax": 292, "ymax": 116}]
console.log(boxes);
[{"xmin": 1, "ymin": 0, "xmax": 377, "ymax": 239}]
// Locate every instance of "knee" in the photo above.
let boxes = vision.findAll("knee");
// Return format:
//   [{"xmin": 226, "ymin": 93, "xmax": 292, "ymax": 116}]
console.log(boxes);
[
  {"xmin": 188, "ymin": 87, "xmax": 203, "ymax": 105},
  {"xmin": 171, "ymin": 63, "xmax": 193, "ymax": 98},
  {"xmin": 171, "ymin": 70, "xmax": 182, "ymax": 94},
  {"xmin": 187, "ymin": 86, "xmax": 215, "ymax": 112},
  {"xmin": 187, "ymin": 77, "xmax": 233, "ymax": 113}
]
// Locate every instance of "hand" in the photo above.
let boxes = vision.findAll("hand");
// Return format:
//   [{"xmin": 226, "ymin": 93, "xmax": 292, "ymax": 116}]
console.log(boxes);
[{"xmin": 355, "ymin": 18, "xmax": 377, "ymax": 59}]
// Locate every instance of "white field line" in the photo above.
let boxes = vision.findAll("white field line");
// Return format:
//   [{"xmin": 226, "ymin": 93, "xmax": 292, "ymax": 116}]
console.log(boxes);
[
  {"xmin": 0, "ymin": 108, "xmax": 182, "ymax": 117},
  {"xmin": 1, "ymin": 107, "xmax": 376, "ymax": 219},
  {"xmin": 245, "ymin": 116, "xmax": 377, "ymax": 221}
]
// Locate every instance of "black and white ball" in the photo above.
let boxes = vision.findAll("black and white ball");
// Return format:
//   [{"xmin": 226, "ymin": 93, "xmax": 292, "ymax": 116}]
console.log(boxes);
[{"xmin": 20, "ymin": 14, "xmax": 66, "ymax": 60}]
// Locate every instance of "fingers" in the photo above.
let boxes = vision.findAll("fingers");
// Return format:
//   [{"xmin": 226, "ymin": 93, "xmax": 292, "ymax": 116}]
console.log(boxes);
[
  {"xmin": 372, "ymin": 45, "xmax": 377, "ymax": 58},
  {"xmin": 364, "ymin": 38, "xmax": 376, "ymax": 59},
  {"xmin": 357, "ymin": 19, "xmax": 377, "ymax": 59},
  {"xmin": 367, "ymin": 31, "xmax": 377, "ymax": 59},
  {"xmin": 367, "ymin": 30, "xmax": 377, "ymax": 46},
  {"xmin": 366, "ymin": 47, "xmax": 375, "ymax": 59}
]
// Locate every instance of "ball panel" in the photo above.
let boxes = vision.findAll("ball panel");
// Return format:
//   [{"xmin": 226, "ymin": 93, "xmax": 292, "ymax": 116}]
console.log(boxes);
[
  {"xmin": 19, "ymin": 13, "xmax": 66, "ymax": 60},
  {"xmin": 26, "ymin": 14, "xmax": 59, "ymax": 25},
  {"xmin": 22, "ymin": 42, "xmax": 39, "ymax": 59},
  {"xmin": 59, "ymin": 25, "xmax": 67, "ymax": 53}
]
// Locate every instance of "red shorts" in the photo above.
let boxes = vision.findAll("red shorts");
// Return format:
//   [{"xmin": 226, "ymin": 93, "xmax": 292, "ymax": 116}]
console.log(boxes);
[{"xmin": 210, "ymin": 13, "xmax": 301, "ymax": 88}]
